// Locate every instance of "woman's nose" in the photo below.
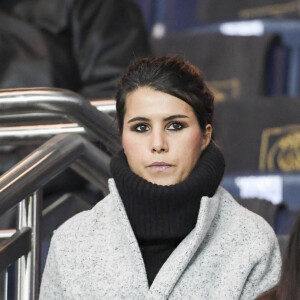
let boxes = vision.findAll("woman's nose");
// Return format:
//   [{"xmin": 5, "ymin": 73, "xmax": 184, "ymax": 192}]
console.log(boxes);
[{"xmin": 151, "ymin": 130, "xmax": 169, "ymax": 153}]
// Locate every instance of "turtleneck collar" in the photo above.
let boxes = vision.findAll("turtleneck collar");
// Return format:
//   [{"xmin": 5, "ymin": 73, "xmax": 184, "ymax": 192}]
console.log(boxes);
[{"xmin": 110, "ymin": 141, "xmax": 225, "ymax": 240}]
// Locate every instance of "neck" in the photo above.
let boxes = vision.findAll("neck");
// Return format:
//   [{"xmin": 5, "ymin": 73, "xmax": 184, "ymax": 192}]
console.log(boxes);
[{"xmin": 110, "ymin": 141, "xmax": 225, "ymax": 238}]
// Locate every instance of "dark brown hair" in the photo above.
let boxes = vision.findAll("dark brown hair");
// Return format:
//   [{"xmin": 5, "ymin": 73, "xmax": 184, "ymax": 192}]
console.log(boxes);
[{"xmin": 115, "ymin": 56, "xmax": 214, "ymax": 133}]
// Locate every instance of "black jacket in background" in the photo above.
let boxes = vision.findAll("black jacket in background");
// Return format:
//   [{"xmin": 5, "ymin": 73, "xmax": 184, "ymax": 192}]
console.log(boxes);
[{"xmin": 0, "ymin": 0, "xmax": 150, "ymax": 99}]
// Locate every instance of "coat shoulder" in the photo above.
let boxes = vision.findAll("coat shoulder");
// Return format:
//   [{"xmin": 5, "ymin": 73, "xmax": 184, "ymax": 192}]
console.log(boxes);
[
  {"xmin": 52, "ymin": 193, "xmax": 114, "ymax": 243},
  {"xmin": 215, "ymin": 187, "xmax": 279, "ymax": 250}
]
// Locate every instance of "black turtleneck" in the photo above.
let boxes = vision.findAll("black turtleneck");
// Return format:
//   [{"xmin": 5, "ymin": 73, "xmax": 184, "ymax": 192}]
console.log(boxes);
[{"xmin": 110, "ymin": 142, "xmax": 225, "ymax": 286}]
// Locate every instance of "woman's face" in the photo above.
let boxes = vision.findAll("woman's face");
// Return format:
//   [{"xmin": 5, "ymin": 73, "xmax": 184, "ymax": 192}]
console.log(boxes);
[{"xmin": 122, "ymin": 87, "xmax": 212, "ymax": 186}]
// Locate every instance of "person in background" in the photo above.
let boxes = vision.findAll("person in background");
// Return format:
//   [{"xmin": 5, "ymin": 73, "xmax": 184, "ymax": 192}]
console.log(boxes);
[
  {"xmin": 256, "ymin": 213, "xmax": 300, "ymax": 300},
  {"xmin": 0, "ymin": 0, "xmax": 150, "ymax": 99},
  {"xmin": 39, "ymin": 56, "xmax": 281, "ymax": 299}
]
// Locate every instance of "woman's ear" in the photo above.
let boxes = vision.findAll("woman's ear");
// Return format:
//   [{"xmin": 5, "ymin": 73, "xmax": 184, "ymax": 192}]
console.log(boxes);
[
  {"xmin": 121, "ymin": 137, "xmax": 126, "ymax": 155},
  {"xmin": 201, "ymin": 124, "xmax": 212, "ymax": 151}
]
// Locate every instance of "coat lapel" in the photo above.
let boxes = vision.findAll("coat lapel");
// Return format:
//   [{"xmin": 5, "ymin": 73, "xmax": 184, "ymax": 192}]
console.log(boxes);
[
  {"xmin": 148, "ymin": 192, "xmax": 221, "ymax": 299},
  {"xmin": 108, "ymin": 179, "xmax": 149, "ymax": 291}
]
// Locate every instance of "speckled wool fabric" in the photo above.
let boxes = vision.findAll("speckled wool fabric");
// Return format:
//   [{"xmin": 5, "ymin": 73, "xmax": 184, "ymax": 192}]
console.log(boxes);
[{"xmin": 39, "ymin": 179, "xmax": 281, "ymax": 300}]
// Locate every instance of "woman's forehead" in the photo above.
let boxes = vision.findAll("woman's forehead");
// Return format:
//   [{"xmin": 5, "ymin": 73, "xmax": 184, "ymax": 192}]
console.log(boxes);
[{"xmin": 124, "ymin": 87, "xmax": 194, "ymax": 118}]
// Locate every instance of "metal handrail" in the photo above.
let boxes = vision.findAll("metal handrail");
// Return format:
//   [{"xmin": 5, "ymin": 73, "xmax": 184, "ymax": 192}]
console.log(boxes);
[
  {"xmin": 0, "ymin": 133, "xmax": 111, "ymax": 216},
  {"xmin": 0, "ymin": 133, "xmax": 113, "ymax": 299},
  {"xmin": 0, "ymin": 98, "xmax": 116, "ymax": 126},
  {"xmin": 0, "ymin": 88, "xmax": 120, "ymax": 153},
  {"xmin": 0, "ymin": 228, "xmax": 31, "ymax": 272}
]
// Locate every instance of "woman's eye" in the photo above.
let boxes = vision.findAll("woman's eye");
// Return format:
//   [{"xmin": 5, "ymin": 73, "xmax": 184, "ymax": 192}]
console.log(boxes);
[
  {"xmin": 134, "ymin": 124, "xmax": 149, "ymax": 132},
  {"xmin": 167, "ymin": 122, "xmax": 184, "ymax": 131}
]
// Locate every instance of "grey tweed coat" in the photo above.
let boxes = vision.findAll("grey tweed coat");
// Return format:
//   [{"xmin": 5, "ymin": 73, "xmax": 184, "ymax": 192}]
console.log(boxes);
[{"xmin": 39, "ymin": 179, "xmax": 281, "ymax": 300}]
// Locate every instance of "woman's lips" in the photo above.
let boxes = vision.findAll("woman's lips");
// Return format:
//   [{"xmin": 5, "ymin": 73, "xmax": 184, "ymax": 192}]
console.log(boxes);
[{"xmin": 147, "ymin": 162, "xmax": 174, "ymax": 172}]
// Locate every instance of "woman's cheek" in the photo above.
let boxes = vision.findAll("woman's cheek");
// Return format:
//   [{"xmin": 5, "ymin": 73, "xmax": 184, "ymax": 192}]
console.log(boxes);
[
  {"xmin": 122, "ymin": 134, "xmax": 143, "ymax": 156},
  {"xmin": 183, "ymin": 130, "xmax": 203, "ymax": 150}
]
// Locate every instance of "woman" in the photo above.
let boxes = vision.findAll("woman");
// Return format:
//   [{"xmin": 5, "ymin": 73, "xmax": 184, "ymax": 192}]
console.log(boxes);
[
  {"xmin": 256, "ymin": 214, "xmax": 300, "ymax": 300},
  {"xmin": 39, "ymin": 56, "xmax": 281, "ymax": 299}
]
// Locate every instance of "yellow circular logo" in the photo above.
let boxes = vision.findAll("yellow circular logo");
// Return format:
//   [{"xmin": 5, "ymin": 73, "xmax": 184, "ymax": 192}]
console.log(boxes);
[{"xmin": 266, "ymin": 132, "xmax": 300, "ymax": 171}]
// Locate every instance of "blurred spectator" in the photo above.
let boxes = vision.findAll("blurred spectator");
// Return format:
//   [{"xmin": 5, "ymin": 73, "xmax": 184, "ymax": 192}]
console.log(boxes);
[
  {"xmin": 0, "ymin": 0, "xmax": 150, "ymax": 99},
  {"xmin": 256, "ymin": 213, "xmax": 300, "ymax": 300}
]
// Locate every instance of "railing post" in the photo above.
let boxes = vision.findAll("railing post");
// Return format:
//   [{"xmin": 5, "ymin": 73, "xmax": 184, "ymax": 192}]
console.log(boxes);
[
  {"xmin": 0, "ymin": 270, "xmax": 8, "ymax": 300},
  {"xmin": 0, "ymin": 229, "xmax": 16, "ymax": 300},
  {"xmin": 15, "ymin": 189, "xmax": 41, "ymax": 300}
]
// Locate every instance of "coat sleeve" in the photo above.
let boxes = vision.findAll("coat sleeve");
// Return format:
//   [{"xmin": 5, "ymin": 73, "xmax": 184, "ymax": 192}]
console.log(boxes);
[
  {"xmin": 70, "ymin": 0, "xmax": 151, "ymax": 99},
  {"xmin": 39, "ymin": 238, "xmax": 65, "ymax": 300},
  {"xmin": 240, "ymin": 232, "xmax": 282, "ymax": 300}
]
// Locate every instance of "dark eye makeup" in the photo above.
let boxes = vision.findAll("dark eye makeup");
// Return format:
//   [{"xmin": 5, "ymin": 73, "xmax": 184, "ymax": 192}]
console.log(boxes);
[
  {"xmin": 167, "ymin": 121, "xmax": 185, "ymax": 131},
  {"xmin": 132, "ymin": 123, "xmax": 150, "ymax": 132},
  {"xmin": 131, "ymin": 120, "xmax": 187, "ymax": 133}
]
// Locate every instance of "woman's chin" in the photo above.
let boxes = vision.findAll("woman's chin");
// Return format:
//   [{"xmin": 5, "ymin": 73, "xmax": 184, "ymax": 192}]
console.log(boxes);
[{"xmin": 146, "ymin": 175, "xmax": 181, "ymax": 186}]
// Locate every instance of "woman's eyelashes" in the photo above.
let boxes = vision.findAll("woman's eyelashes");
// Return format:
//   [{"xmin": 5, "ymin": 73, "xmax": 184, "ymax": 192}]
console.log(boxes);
[
  {"xmin": 167, "ymin": 121, "xmax": 185, "ymax": 131},
  {"xmin": 132, "ymin": 121, "xmax": 186, "ymax": 133},
  {"xmin": 133, "ymin": 123, "xmax": 149, "ymax": 132}
]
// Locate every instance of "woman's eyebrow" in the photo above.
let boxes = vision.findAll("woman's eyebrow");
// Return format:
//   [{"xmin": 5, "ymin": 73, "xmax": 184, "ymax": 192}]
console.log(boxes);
[
  {"xmin": 164, "ymin": 114, "xmax": 189, "ymax": 121},
  {"xmin": 128, "ymin": 114, "xmax": 189, "ymax": 123},
  {"xmin": 128, "ymin": 117, "xmax": 149, "ymax": 123}
]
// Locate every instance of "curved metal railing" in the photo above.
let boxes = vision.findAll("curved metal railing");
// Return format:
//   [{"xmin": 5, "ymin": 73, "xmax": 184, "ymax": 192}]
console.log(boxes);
[
  {"xmin": 0, "ymin": 133, "xmax": 111, "ymax": 215},
  {"xmin": 0, "ymin": 133, "xmax": 112, "ymax": 300},
  {"xmin": 0, "ymin": 88, "xmax": 120, "ymax": 152}
]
